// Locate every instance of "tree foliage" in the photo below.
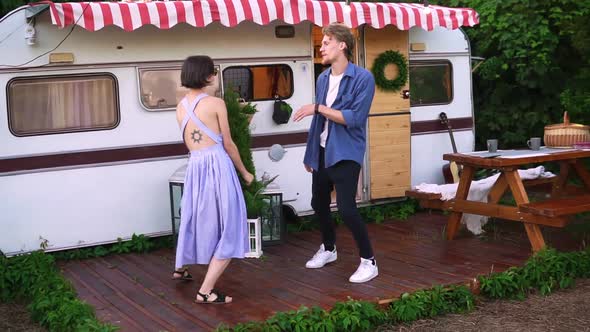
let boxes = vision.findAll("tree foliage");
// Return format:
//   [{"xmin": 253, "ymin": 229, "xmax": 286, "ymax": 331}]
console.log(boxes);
[
  {"xmin": 1, "ymin": 1, "xmax": 78, "ymax": 18},
  {"xmin": 432, "ymin": 0, "xmax": 590, "ymax": 148},
  {"xmin": 1, "ymin": 1, "xmax": 29, "ymax": 18}
]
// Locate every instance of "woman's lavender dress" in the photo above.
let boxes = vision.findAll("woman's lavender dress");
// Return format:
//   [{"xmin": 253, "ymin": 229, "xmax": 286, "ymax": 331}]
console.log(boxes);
[{"xmin": 175, "ymin": 93, "xmax": 248, "ymax": 266}]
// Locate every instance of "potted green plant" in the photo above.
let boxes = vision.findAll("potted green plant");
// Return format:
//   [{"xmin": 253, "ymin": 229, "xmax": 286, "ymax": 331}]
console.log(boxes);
[
  {"xmin": 224, "ymin": 90, "xmax": 255, "ymax": 180},
  {"xmin": 243, "ymin": 175, "xmax": 278, "ymax": 219},
  {"xmin": 280, "ymin": 101, "xmax": 293, "ymax": 116},
  {"xmin": 240, "ymin": 100, "xmax": 258, "ymax": 124},
  {"xmin": 224, "ymin": 90, "xmax": 277, "ymax": 257}
]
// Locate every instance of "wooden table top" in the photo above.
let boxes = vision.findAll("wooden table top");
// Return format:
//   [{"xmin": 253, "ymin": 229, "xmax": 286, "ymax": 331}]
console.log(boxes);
[{"xmin": 444, "ymin": 148, "xmax": 590, "ymax": 168}]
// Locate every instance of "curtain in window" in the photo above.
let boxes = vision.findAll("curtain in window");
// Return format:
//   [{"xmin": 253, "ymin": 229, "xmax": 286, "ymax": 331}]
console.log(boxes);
[{"xmin": 9, "ymin": 76, "xmax": 117, "ymax": 135}]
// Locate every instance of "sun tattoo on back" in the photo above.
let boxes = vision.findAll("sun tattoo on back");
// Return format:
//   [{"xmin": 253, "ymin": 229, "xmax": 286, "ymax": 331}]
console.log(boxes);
[{"xmin": 191, "ymin": 129, "xmax": 203, "ymax": 143}]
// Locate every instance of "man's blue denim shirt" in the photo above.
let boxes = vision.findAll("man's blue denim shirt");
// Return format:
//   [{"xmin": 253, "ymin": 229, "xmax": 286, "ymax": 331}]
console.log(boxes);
[{"xmin": 303, "ymin": 62, "xmax": 376, "ymax": 171}]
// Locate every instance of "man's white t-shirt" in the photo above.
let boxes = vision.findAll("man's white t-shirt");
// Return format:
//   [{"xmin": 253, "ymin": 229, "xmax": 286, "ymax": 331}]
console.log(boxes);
[{"xmin": 320, "ymin": 73, "xmax": 344, "ymax": 148}]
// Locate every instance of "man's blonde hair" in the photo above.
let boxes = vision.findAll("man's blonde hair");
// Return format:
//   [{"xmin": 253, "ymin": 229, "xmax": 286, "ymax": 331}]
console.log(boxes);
[{"xmin": 322, "ymin": 23, "xmax": 354, "ymax": 61}]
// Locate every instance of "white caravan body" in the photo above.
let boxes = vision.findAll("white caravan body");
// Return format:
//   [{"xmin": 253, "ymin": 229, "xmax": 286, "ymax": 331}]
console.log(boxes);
[{"xmin": 0, "ymin": 1, "xmax": 478, "ymax": 255}]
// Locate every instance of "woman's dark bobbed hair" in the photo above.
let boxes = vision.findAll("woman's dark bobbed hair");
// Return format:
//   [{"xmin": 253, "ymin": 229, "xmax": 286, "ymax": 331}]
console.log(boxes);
[{"xmin": 181, "ymin": 55, "xmax": 215, "ymax": 89}]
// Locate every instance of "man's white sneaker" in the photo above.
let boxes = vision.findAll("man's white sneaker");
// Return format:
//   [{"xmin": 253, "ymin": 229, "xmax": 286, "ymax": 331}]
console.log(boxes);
[
  {"xmin": 305, "ymin": 244, "xmax": 337, "ymax": 269},
  {"xmin": 349, "ymin": 258, "xmax": 378, "ymax": 283}
]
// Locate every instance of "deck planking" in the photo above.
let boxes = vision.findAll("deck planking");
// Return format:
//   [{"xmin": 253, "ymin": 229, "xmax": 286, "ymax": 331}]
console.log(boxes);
[{"xmin": 60, "ymin": 212, "xmax": 564, "ymax": 331}]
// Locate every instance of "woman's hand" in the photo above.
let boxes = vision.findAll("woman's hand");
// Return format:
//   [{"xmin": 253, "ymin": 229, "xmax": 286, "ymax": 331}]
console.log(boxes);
[{"xmin": 242, "ymin": 171, "xmax": 254, "ymax": 186}]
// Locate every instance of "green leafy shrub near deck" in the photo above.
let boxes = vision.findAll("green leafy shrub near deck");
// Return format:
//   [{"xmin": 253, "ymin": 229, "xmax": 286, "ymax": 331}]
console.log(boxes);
[
  {"xmin": 479, "ymin": 248, "xmax": 590, "ymax": 299},
  {"xmin": 217, "ymin": 287, "xmax": 474, "ymax": 332},
  {"xmin": 390, "ymin": 285, "xmax": 474, "ymax": 322},
  {"xmin": 0, "ymin": 251, "xmax": 117, "ymax": 332},
  {"xmin": 289, "ymin": 199, "xmax": 420, "ymax": 233},
  {"xmin": 0, "ymin": 234, "xmax": 173, "ymax": 331}
]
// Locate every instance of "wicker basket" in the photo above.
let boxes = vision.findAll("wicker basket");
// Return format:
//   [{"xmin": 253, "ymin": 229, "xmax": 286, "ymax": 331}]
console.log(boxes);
[{"xmin": 544, "ymin": 112, "xmax": 590, "ymax": 148}]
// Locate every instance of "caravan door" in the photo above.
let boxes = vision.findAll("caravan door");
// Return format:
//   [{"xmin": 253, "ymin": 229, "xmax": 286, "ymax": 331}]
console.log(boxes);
[{"xmin": 364, "ymin": 26, "xmax": 412, "ymax": 199}]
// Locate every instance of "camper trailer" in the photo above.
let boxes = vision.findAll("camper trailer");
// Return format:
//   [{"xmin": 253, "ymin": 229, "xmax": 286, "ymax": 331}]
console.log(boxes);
[{"xmin": 0, "ymin": 1, "xmax": 478, "ymax": 255}]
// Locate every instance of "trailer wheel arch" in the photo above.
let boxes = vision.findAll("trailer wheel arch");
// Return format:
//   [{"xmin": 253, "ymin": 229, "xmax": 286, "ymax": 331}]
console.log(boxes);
[{"xmin": 282, "ymin": 204, "xmax": 299, "ymax": 224}]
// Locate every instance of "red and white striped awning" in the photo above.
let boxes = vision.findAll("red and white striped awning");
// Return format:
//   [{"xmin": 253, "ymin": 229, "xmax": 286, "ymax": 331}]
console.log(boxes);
[{"xmin": 42, "ymin": 0, "xmax": 479, "ymax": 32}]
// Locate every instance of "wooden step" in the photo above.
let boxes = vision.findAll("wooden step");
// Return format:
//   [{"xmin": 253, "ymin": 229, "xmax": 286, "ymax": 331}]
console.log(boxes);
[{"xmin": 519, "ymin": 195, "xmax": 590, "ymax": 217}]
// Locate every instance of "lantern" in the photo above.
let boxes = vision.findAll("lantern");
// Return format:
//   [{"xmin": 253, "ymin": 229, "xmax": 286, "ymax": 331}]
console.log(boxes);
[
  {"xmin": 260, "ymin": 189, "xmax": 286, "ymax": 246},
  {"xmin": 168, "ymin": 164, "xmax": 186, "ymax": 247},
  {"xmin": 245, "ymin": 217, "xmax": 263, "ymax": 258}
]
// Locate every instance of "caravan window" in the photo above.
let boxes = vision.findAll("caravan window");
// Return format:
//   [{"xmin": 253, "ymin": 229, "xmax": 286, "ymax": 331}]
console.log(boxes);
[
  {"xmin": 223, "ymin": 64, "xmax": 293, "ymax": 101},
  {"xmin": 409, "ymin": 61, "xmax": 453, "ymax": 106},
  {"xmin": 139, "ymin": 67, "xmax": 221, "ymax": 110},
  {"xmin": 7, "ymin": 74, "xmax": 119, "ymax": 137},
  {"xmin": 139, "ymin": 68, "xmax": 186, "ymax": 110}
]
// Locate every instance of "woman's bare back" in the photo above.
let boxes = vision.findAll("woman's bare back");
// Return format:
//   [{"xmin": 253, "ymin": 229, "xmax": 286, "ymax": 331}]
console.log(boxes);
[{"xmin": 177, "ymin": 95, "xmax": 222, "ymax": 151}]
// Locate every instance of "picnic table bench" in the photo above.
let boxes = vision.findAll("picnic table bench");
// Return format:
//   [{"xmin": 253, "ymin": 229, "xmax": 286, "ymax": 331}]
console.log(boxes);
[{"xmin": 407, "ymin": 148, "xmax": 590, "ymax": 252}]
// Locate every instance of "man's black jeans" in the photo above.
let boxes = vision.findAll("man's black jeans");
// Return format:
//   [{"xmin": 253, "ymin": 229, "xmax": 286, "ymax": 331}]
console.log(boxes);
[{"xmin": 311, "ymin": 147, "xmax": 374, "ymax": 259}]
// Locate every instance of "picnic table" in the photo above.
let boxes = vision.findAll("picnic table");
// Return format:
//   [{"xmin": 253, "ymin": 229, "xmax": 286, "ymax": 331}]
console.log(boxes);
[{"xmin": 410, "ymin": 148, "xmax": 590, "ymax": 252}]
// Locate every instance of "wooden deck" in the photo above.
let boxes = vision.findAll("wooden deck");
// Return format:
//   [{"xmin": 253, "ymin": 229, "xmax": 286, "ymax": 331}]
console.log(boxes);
[{"xmin": 60, "ymin": 212, "xmax": 546, "ymax": 331}]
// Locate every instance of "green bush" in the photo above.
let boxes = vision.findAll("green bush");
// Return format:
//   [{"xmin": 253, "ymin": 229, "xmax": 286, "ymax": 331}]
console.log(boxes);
[
  {"xmin": 224, "ymin": 90, "xmax": 280, "ymax": 219},
  {"xmin": 224, "ymin": 90, "xmax": 255, "ymax": 178},
  {"xmin": 330, "ymin": 299, "xmax": 386, "ymax": 331},
  {"xmin": 1, "ymin": 251, "xmax": 117, "ymax": 331},
  {"xmin": 218, "ymin": 286, "xmax": 473, "ymax": 331},
  {"xmin": 479, "ymin": 248, "xmax": 590, "ymax": 298},
  {"xmin": 390, "ymin": 285, "xmax": 474, "ymax": 322},
  {"xmin": 51, "ymin": 234, "xmax": 172, "ymax": 261},
  {"xmin": 0, "ymin": 234, "xmax": 174, "ymax": 331}
]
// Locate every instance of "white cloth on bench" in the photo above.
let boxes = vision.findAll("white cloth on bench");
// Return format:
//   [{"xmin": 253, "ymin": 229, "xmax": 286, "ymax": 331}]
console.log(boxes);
[{"xmin": 414, "ymin": 166, "xmax": 555, "ymax": 235}]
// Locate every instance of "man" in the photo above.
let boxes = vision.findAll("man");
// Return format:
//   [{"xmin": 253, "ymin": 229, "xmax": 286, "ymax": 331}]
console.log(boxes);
[{"xmin": 293, "ymin": 23, "xmax": 377, "ymax": 283}]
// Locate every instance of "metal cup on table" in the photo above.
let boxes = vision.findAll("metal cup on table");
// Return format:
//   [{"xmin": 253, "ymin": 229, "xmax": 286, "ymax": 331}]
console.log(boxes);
[
  {"xmin": 527, "ymin": 137, "xmax": 541, "ymax": 150},
  {"xmin": 487, "ymin": 139, "xmax": 498, "ymax": 153}
]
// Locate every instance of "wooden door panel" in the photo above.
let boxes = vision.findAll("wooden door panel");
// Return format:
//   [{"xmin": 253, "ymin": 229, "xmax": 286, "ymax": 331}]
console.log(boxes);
[
  {"xmin": 364, "ymin": 25, "xmax": 411, "ymax": 200},
  {"xmin": 368, "ymin": 115, "xmax": 411, "ymax": 199}
]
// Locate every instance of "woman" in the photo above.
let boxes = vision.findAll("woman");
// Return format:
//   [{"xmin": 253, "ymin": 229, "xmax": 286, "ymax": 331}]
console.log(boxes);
[{"xmin": 172, "ymin": 55, "xmax": 253, "ymax": 304}]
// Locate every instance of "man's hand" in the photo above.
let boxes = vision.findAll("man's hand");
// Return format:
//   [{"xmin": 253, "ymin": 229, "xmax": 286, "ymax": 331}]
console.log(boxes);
[
  {"xmin": 304, "ymin": 164, "xmax": 312, "ymax": 173},
  {"xmin": 293, "ymin": 104, "xmax": 315, "ymax": 122}
]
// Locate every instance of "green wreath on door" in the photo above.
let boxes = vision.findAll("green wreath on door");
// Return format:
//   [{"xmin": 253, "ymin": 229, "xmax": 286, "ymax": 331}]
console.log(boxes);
[{"xmin": 371, "ymin": 50, "xmax": 408, "ymax": 92}]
